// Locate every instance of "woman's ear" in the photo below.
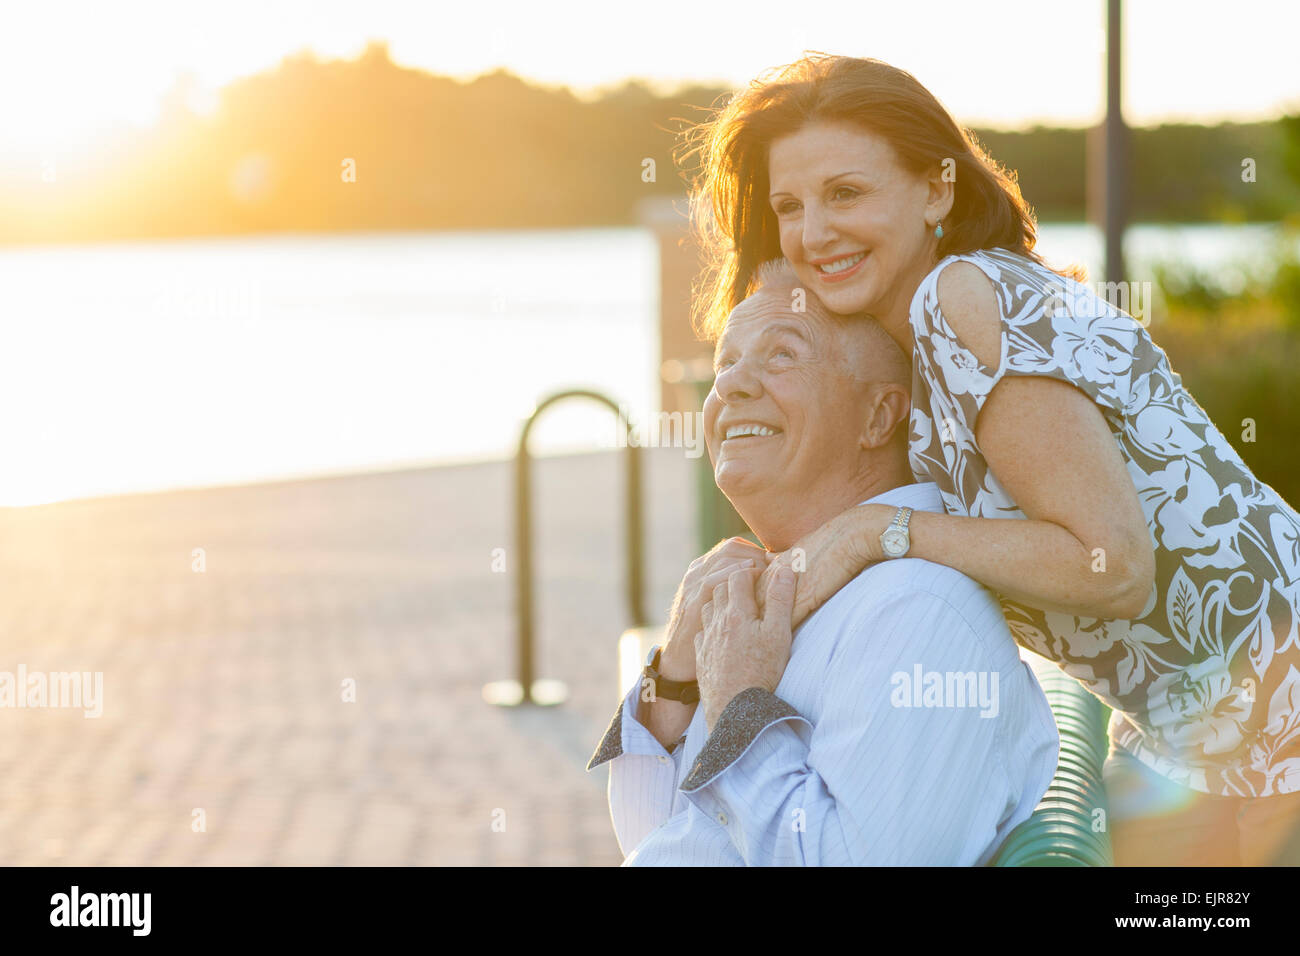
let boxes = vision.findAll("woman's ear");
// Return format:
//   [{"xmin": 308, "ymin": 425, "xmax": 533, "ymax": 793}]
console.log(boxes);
[{"xmin": 924, "ymin": 162, "xmax": 956, "ymax": 223}]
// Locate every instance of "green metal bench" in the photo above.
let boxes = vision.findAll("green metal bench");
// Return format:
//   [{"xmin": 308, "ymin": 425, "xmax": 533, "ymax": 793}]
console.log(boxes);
[{"xmin": 991, "ymin": 650, "xmax": 1114, "ymax": 866}]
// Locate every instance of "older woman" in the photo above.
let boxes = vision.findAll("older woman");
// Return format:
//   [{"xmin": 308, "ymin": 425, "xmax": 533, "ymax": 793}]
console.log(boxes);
[{"xmin": 680, "ymin": 53, "xmax": 1300, "ymax": 865}]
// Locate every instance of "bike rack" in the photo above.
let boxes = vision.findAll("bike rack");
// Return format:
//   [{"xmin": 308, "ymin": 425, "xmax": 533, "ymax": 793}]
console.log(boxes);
[{"xmin": 483, "ymin": 389, "xmax": 647, "ymax": 707}]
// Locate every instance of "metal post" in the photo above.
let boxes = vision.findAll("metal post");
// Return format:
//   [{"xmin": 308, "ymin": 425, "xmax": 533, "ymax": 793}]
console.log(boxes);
[
  {"xmin": 483, "ymin": 389, "xmax": 646, "ymax": 707},
  {"xmin": 1104, "ymin": 0, "xmax": 1127, "ymax": 286}
]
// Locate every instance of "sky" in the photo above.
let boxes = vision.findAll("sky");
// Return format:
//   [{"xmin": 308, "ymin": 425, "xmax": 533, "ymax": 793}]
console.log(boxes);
[{"xmin": 2, "ymin": 0, "xmax": 1299, "ymax": 154}]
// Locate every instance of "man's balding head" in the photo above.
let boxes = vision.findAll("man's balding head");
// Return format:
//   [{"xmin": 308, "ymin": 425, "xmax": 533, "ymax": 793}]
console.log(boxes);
[{"xmin": 748, "ymin": 257, "xmax": 911, "ymax": 392}]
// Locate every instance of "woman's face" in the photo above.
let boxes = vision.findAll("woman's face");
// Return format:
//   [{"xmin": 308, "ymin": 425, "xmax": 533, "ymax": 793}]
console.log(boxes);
[{"xmin": 768, "ymin": 120, "xmax": 943, "ymax": 324}]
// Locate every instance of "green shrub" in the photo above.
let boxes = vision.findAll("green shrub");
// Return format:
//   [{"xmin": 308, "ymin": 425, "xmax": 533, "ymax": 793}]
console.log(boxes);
[{"xmin": 1151, "ymin": 316, "xmax": 1300, "ymax": 507}]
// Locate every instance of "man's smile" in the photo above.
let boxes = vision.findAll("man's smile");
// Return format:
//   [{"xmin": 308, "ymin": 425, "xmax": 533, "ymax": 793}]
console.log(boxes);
[{"xmin": 719, "ymin": 421, "xmax": 784, "ymax": 444}]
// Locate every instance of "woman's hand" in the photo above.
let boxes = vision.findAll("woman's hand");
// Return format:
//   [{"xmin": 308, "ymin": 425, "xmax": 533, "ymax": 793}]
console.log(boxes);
[
  {"xmin": 757, "ymin": 503, "xmax": 895, "ymax": 629},
  {"xmin": 661, "ymin": 536, "xmax": 772, "ymax": 681}
]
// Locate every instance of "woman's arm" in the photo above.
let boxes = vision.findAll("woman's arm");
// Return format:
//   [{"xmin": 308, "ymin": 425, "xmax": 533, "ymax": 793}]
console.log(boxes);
[
  {"xmin": 923, "ymin": 261, "xmax": 1156, "ymax": 620},
  {"xmin": 929, "ymin": 371, "xmax": 1157, "ymax": 619},
  {"xmin": 766, "ymin": 374, "xmax": 1155, "ymax": 627},
  {"xmin": 763, "ymin": 265, "xmax": 1157, "ymax": 627}
]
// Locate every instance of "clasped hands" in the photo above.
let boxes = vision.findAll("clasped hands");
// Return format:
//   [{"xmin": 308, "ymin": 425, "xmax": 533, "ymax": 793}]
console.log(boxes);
[{"xmin": 658, "ymin": 504, "xmax": 894, "ymax": 733}]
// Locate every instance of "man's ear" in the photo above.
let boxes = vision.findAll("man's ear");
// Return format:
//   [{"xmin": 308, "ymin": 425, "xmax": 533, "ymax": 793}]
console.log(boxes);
[{"xmin": 858, "ymin": 383, "xmax": 911, "ymax": 450}]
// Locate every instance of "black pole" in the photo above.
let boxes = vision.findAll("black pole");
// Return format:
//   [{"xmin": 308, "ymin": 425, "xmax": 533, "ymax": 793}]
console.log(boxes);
[{"xmin": 1105, "ymin": 0, "xmax": 1127, "ymax": 286}]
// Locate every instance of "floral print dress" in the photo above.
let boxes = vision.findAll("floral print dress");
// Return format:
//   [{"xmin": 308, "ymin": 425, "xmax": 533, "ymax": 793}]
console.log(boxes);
[{"xmin": 906, "ymin": 246, "xmax": 1300, "ymax": 797}]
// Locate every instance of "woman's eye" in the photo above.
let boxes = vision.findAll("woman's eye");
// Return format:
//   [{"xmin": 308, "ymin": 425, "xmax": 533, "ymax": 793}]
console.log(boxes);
[
  {"xmin": 775, "ymin": 201, "xmax": 798, "ymax": 215},
  {"xmin": 833, "ymin": 186, "xmax": 857, "ymax": 201}
]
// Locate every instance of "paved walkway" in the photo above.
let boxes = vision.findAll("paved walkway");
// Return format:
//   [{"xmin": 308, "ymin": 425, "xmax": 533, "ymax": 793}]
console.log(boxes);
[{"xmin": 0, "ymin": 448, "xmax": 697, "ymax": 865}]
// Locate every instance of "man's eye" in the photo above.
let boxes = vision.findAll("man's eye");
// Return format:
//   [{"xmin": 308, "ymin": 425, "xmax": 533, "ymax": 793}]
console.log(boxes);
[
  {"xmin": 833, "ymin": 186, "xmax": 857, "ymax": 200},
  {"xmin": 772, "ymin": 349, "xmax": 794, "ymax": 360}
]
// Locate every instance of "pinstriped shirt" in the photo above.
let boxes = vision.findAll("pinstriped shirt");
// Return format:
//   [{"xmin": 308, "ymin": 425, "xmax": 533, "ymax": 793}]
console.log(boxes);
[{"xmin": 585, "ymin": 480, "xmax": 1059, "ymax": 865}]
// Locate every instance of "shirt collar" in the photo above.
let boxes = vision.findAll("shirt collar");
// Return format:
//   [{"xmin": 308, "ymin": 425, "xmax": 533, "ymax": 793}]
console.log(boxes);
[{"xmin": 857, "ymin": 480, "xmax": 943, "ymax": 515}]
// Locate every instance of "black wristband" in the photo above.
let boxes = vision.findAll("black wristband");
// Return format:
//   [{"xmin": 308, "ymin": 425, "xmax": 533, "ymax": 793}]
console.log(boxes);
[{"xmin": 643, "ymin": 648, "xmax": 700, "ymax": 704}]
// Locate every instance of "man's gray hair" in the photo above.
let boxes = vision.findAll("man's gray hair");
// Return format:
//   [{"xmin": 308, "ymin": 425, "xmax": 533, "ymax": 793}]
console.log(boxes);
[
  {"xmin": 750, "ymin": 257, "xmax": 910, "ymax": 387},
  {"xmin": 755, "ymin": 255, "xmax": 801, "ymax": 288},
  {"xmin": 753, "ymin": 257, "xmax": 830, "ymax": 319}
]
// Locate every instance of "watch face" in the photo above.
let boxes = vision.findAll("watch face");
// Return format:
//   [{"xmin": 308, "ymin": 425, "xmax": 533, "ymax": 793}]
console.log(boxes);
[{"xmin": 882, "ymin": 529, "xmax": 908, "ymax": 556}]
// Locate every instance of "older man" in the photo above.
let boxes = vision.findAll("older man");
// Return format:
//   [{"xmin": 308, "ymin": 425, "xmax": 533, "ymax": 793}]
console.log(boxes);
[{"xmin": 586, "ymin": 258, "xmax": 1058, "ymax": 865}]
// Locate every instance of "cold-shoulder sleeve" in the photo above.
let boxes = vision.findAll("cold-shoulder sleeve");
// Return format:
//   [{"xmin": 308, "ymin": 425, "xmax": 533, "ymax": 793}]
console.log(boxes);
[{"xmin": 911, "ymin": 249, "xmax": 1157, "ymax": 434}]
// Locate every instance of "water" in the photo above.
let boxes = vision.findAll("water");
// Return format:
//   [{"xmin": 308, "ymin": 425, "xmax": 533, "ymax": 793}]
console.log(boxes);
[
  {"xmin": 0, "ymin": 223, "xmax": 1289, "ymax": 507},
  {"xmin": 1037, "ymin": 222, "xmax": 1293, "ymax": 292},
  {"xmin": 0, "ymin": 229, "xmax": 658, "ymax": 506}
]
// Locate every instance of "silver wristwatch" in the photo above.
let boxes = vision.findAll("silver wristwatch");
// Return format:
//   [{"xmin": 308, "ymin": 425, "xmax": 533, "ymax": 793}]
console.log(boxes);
[{"xmin": 879, "ymin": 506, "xmax": 913, "ymax": 558}]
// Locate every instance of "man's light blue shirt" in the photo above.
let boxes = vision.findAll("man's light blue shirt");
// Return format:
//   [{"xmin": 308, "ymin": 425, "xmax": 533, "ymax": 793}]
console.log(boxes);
[{"xmin": 586, "ymin": 480, "xmax": 1059, "ymax": 865}]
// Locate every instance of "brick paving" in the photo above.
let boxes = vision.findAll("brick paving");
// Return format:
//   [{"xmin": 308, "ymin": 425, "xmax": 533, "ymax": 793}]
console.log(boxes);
[{"xmin": 0, "ymin": 448, "xmax": 697, "ymax": 865}]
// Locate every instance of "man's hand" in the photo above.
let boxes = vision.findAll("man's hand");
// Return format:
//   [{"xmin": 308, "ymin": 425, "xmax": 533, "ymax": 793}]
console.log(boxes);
[
  {"xmin": 660, "ymin": 536, "xmax": 771, "ymax": 682},
  {"xmin": 637, "ymin": 538, "xmax": 769, "ymax": 752},
  {"xmin": 757, "ymin": 503, "xmax": 891, "ymax": 630},
  {"xmin": 696, "ymin": 565, "xmax": 797, "ymax": 732}
]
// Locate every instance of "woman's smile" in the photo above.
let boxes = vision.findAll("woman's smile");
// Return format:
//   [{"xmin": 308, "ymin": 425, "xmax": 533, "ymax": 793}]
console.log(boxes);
[{"xmin": 812, "ymin": 250, "xmax": 869, "ymax": 282}]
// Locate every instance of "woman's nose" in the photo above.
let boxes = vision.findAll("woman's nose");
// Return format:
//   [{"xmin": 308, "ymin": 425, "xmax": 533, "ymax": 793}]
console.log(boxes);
[{"xmin": 801, "ymin": 203, "xmax": 838, "ymax": 253}]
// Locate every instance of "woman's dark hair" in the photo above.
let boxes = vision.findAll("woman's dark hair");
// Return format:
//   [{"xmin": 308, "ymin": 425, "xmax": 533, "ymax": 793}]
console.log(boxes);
[{"xmin": 679, "ymin": 52, "xmax": 1084, "ymax": 341}]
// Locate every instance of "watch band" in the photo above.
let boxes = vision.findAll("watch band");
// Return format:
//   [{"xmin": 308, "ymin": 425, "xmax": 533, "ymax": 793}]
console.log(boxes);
[
  {"xmin": 880, "ymin": 506, "xmax": 914, "ymax": 558},
  {"xmin": 642, "ymin": 646, "xmax": 700, "ymax": 705}
]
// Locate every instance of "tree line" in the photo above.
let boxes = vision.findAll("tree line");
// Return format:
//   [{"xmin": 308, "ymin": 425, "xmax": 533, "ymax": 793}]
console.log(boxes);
[{"xmin": 3, "ymin": 40, "xmax": 1297, "ymax": 245}]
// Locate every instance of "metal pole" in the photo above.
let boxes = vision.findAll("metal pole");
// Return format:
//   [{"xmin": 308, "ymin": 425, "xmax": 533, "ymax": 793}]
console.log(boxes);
[
  {"xmin": 514, "ymin": 439, "xmax": 535, "ymax": 696},
  {"xmin": 485, "ymin": 388, "xmax": 646, "ymax": 707},
  {"xmin": 1105, "ymin": 0, "xmax": 1127, "ymax": 286},
  {"xmin": 626, "ymin": 432, "xmax": 646, "ymax": 630}
]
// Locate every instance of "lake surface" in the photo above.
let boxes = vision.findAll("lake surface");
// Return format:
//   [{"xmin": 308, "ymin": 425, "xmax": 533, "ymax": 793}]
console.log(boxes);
[{"xmin": 0, "ymin": 223, "xmax": 1289, "ymax": 506}]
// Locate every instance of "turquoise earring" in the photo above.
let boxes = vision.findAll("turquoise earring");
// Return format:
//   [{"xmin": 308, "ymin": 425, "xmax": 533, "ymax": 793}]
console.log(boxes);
[{"xmin": 934, "ymin": 219, "xmax": 944, "ymax": 239}]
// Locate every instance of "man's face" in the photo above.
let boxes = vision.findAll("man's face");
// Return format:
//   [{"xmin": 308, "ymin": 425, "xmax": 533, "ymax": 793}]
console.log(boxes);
[{"xmin": 703, "ymin": 293, "xmax": 874, "ymax": 510}]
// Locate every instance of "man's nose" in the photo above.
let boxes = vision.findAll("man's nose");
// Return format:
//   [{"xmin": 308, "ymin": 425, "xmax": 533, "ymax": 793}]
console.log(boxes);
[{"xmin": 713, "ymin": 357, "xmax": 761, "ymax": 401}]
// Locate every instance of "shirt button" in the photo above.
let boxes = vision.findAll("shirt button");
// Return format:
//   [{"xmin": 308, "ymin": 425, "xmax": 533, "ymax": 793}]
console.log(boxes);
[
  {"xmin": 657, "ymin": 754, "xmax": 669, "ymax": 764},
  {"xmin": 717, "ymin": 812, "xmax": 728, "ymax": 826}
]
